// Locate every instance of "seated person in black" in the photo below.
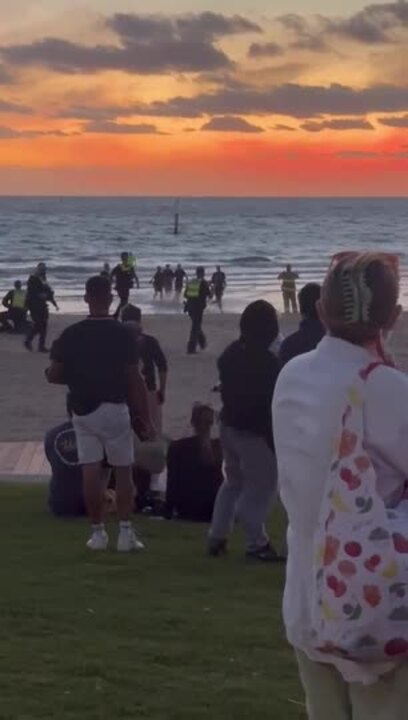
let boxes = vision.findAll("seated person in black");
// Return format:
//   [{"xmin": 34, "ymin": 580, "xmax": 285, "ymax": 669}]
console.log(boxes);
[
  {"xmin": 165, "ymin": 404, "xmax": 223, "ymax": 522},
  {"xmin": 279, "ymin": 283, "xmax": 325, "ymax": 366},
  {"xmin": 45, "ymin": 420, "xmax": 86, "ymax": 517}
]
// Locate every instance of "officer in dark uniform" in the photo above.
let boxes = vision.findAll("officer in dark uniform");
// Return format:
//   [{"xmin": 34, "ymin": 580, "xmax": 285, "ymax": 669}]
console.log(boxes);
[{"xmin": 184, "ymin": 267, "xmax": 212, "ymax": 354}]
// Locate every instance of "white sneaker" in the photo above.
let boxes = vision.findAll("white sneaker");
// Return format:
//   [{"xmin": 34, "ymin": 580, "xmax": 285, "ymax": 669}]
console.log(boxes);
[
  {"xmin": 117, "ymin": 529, "xmax": 145, "ymax": 553},
  {"xmin": 86, "ymin": 529, "xmax": 109, "ymax": 551}
]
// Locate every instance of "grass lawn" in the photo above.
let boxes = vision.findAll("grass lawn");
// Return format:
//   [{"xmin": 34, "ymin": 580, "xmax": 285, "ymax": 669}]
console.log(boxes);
[{"xmin": 0, "ymin": 484, "xmax": 304, "ymax": 720}]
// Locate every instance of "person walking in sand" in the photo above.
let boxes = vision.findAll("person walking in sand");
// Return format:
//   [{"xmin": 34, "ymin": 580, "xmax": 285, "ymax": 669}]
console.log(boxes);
[
  {"xmin": 279, "ymin": 264, "xmax": 299, "ymax": 314},
  {"xmin": 25, "ymin": 263, "xmax": 58, "ymax": 352},
  {"xmin": 184, "ymin": 266, "xmax": 212, "ymax": 355},
  {"xmin": 208, "ymin": 301, "xmax": 284, "ymax": 562},
  {"xmin": 46, "ymin": 275, "xmax": 151, "ymax": 552},
  {"xmin": 111, "ymin": 252, "xmax": 137, "ymax": 319}
]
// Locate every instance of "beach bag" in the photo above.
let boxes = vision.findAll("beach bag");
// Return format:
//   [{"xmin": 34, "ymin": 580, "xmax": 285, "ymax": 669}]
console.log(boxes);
[
  {"xmin": 133, "ymin": 433, "xmax": 168, "ymax": 475},
  {"xmin": 312, "ymin": 362, "xmax": 408, "ymax": 663}
]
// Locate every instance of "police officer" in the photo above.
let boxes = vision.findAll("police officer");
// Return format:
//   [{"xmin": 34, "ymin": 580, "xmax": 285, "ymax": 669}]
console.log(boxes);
[
  {"xmin": 0, "ymin": 280, "xmax": 27, "ymax": 332},
  {"xmin": 184, "ymin": 267, "xmax": 212, "ymax": 355},
  {"xmin": 111, "ymin": 252, "xmax": 139, "ymax": 319}
]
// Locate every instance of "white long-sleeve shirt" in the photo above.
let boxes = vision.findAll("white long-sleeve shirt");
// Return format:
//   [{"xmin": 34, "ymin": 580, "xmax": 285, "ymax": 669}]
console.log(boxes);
[{"xmin": 272, "ymin": 336, "xmax": 408, "ymax": 684}]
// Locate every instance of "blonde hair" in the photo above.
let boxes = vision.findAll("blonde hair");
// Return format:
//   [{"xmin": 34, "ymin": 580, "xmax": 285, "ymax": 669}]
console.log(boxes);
[{"xmin": 322, "ymin": 252, "xmax": 399, "ymax": 345}]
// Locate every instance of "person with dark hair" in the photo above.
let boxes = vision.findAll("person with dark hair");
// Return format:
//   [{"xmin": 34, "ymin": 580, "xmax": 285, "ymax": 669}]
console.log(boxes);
[
  {"xmin": 174, "ymin": 264, "xmax": 187, "ymax": 298},
  {"xmin": 111, "ymin": 252, "xmax": 138, "ymax": 319},
  {"xmin": 165, "ymin": 404, "xmax": 223, "ymax": 522},
  {"xmin": 211, "ymin": 265, "xmax": 227, "ymax": 311},
  {"xmin": 121, "ymin": 304, "xmax": 168, "ymax": 436},
  {"xmin": 209, "ymin": 300, "xmax": 283, "ymax": 561},
  {"xmin": 24, "ymin": 263, "xmax": 58, "ymax": 352},
  {"xmin": 46, "ymin": 274, "xmax": 151, "ymax": 552},
  {"xmin": 278, "ymin": 264, "xmax": 299, "ymax": 313},
  {"xmin": 279, "ymin": 283, "xmax": 325, "ymax": 365},
  {"xmin": 184, "ymin": 266, "xmax": 212, "ymax": 354},
  {"xmin": 0, "ymin": 280, "xmax": 27, "ymax": 333},
  {"xmin": 273, "ymin": 253, "xmax": 408, "ymax": 718},
  {"xmin": 151, "ymin": 266, "xmax": 164, "ymax": 300}
]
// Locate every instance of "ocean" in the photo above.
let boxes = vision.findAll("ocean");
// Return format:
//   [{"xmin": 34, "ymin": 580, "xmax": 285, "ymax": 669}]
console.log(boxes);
[{"xmin": 0, "ymin": 196, "xmax": 407, "ymax": 314}]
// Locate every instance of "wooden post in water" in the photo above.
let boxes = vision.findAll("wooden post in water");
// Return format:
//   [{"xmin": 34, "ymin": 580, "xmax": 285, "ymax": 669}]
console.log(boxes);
[{"xmin": 174, "ymin": 199, "xmax": 180, "ymax": 235}]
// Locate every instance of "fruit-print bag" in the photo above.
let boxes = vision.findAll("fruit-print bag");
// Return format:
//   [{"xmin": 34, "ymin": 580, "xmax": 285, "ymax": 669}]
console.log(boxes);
[{"xmin": 312, "ymin": 362, "xmax": 408, "ymax": 662}]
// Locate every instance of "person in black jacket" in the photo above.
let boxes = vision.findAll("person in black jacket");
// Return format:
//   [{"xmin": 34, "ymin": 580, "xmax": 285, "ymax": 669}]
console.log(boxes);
[
  {"xmin": 279, "ymin": 283, "xmax": 325, "ymax": 366},
  {"xmin": 25, "ymin": 263, "xmax": 58, "ymax": 352},
  {"xmin": 165, "ymin": 404, "xmax": 223, "ymax": 522},
  {"xmin": 209, "ymin": 300, "xmax": 284, "ymax": 562},
  {"xmin": 111, "ymin": 252, "xmax": 137, "ymax": 319}
]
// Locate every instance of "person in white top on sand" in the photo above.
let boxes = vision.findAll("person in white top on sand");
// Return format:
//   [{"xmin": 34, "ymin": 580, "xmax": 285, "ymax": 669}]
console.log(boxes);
[{"xmin": 273, "ymin": 252, "xmax": 408, "ymax": 719}]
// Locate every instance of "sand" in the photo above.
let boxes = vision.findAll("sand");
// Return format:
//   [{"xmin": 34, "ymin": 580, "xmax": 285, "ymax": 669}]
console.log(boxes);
[{"xmin": 0, "ymin": 308, "xmax": 407, "ymax": 443}]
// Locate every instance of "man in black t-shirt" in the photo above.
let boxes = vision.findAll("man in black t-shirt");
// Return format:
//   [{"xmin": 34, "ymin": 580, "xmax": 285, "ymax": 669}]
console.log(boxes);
[
  {"xmin": 47, "ymin": 275, "xmax": 151, "ymax": 553},
  {"xmin": 25, "ymin": 263, "xmax": 58, "ymax": 352}
]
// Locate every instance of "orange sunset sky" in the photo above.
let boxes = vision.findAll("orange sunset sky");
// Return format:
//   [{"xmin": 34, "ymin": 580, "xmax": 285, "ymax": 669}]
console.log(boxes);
[{"xmin": 0, "ymin": 0, "xmax": 407, "ymax": 195}]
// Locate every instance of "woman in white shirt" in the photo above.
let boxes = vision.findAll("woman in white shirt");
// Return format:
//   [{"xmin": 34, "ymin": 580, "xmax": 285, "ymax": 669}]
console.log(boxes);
[{"xmin": 273, "ymin": 252, "xmax": 408, "ymax": 719}]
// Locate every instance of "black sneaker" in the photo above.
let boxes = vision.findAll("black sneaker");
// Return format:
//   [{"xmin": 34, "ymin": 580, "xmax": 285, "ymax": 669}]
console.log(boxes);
[
  {"xmin": 38, "ymin": 347, "xmax": 50, "ymax": 354},
  {"xmin": 24, "ymin": 340, "xmax": 33, "ymax": 352},
  {"xmin": 246, "ymin": 543, "xmax": 286, "ymax": 563},
  {"xmin": 208, "ymin": 538, "xmax": 228, "ymax": 557}
]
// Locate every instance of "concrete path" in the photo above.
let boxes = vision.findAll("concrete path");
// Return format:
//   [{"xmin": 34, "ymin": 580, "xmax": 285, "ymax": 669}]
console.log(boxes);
[{"xmin": 0, "ymin": 441, "xmax": 49, "ymax": 482}]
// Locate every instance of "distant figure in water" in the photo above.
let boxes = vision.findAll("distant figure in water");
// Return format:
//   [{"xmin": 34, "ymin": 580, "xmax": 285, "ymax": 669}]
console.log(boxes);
[
  {"xmin": 174, "ymin": 264, "xmax": 187, "ymax": 299},
  {"xmin": 211, "ymin": 265, "xmax": 227, "ymax": 311},
  {"xmin": 152, "ymin": 267, "xmax": 164, "ymax": 300},
  {"xmin": 100, "ymin": 262, "xmax": 111, "ymax": 281},
  {"xmin": 163, "ymin": 265, "xmax": 174, "ymax": 296},
  {"xmin": 278, "ymin": 264, "xmax": 299, "ymax": 314}
]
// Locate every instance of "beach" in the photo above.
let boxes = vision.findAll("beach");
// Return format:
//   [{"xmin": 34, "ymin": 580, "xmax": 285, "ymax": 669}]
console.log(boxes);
[{"xmin": 0, "ymin": 310, "xmax": 407, "ymax": 444}]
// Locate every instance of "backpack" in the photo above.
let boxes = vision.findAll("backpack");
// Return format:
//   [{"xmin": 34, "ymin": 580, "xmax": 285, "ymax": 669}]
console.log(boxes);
[{"xmin": 312, "ymin": 362, "xmax": 408, "ymax": 662}]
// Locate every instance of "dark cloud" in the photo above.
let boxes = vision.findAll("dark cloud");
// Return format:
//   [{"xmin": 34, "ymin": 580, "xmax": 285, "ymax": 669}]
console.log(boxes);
[
  {"xmin": 201, "ymin": 115, "xmax": 264, "ymax": 133},
  {"xmin": 85, "ymin": 120, "xmax": 164, "ymax": 134},
  {"xmin": 1, "ymin": 13, "xmax": 261, "ymax": 76},
  {"xmin": 0, "ymin": 126, "xmax": 76, "ymax": 139},
  {"xmin": 248, "ymin": 42, "xmax": 283, "ymax": 59},
  {"xmin": 301, "ymin": 118, "xmax": 374, "ymax": 132},
  {"xmin": 0, "ymin": 65, "xmax": 13, "ymax": 84},
  {"xmin": 279, "ymin": 3, "xmax": 408, "ymax": 51},
  {"xmin": 0, "ymin": 98, "xmax": 30, "ymax": 114},
  {"xmin": 378, "ymin": 114, "xmax": 408, "ymax": 127},
  {"xmin": 273, "ymin": 123, "xmax": 297, "ymax": 131},
  {"xmin": 336, "ymin": 151, "xmax": 380, "ymax": 158},
  {"xmin": 130, "ymin": 83, "xmax": 408, "ymax": 119}
]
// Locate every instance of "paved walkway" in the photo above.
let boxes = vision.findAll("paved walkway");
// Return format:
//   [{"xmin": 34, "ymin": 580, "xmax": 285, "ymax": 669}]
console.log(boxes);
[{"xmin": 0, "ymin": 441, "xmax": 50, "ymax": 481}]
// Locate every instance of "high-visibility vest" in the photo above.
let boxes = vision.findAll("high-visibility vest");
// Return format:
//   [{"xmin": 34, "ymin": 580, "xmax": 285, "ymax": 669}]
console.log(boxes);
[
  {"xmin": 185, "ymin": 279, "xmax": 201, "ymax": 299},
  {"xmin": 122, "ymin": 255, "xmax": 136, "ymax": 272},
  {"xmin": 12, "ymin": 289, "xmax": 26, "ymax": 309}
]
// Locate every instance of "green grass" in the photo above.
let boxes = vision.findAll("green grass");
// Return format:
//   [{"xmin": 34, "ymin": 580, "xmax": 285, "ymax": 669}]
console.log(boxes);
[{"xmin": 0, "ymin": 485, "xmax": 304, "ymax": 719}]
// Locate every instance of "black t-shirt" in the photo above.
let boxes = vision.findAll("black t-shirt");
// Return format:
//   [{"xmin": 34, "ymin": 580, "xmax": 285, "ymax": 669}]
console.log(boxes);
[
  {"xmin": 26, "ymin": 275, "xmax": 53, "ymax": 314},
  {"xmin": 51, "ymin": 318, "xmax": 138, "ymax": 415},
  {"xmin": 279, "ymin": 318, "xmax": 325, "ymax": 366},
  {"xmin": 112, "ymin": 264, "xmax": 135, "ymax": 291},
  {"xmin": 138, "ymin": 334, "xmax": 168, "ymax": 391},
  {"xmin": 218, "ymin": 339, "xmax": 280, "ymax": 447},
  {"xmin": 212, "ymin": 271, "xmax": 226, "ymax": 290}
]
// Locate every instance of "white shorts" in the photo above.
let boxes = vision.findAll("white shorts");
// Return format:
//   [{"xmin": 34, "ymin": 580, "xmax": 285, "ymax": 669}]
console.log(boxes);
[{"xmin": 73, "ymin": 403, "xmax": 134, "ymax": 467}]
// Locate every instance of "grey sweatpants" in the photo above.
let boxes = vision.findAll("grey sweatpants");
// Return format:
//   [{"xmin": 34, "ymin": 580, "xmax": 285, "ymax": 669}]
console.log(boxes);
[{"xmin": 209, "ymin": 425, "xmax": 278, "ymax": 552}]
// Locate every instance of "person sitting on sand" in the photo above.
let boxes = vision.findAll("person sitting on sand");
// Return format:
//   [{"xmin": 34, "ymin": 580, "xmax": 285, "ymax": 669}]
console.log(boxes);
[
  {"xmin": 273, "ymin": 252, "xmax": 408, "ymax": 718},
  {"xmin": 46, "ymin": 275, "xmax": 151, "ymax": 553},
  {"xmin": 165, "ymin": 404, "xmax": 223, "ymax": 522},
  {"xmin": 0, "ymin": 280, "xmax": 27, "ymax": 333},
  {"xmin": 279, "ymin": 283, "xmax": 325, "ymax": 366},
  {"xmin": 278, "ymin": 264, "xmax": 299, "ymax": 314},
  {"xmin": 208, "ymin": 300, "xmax": 284, "ymax": 562}
]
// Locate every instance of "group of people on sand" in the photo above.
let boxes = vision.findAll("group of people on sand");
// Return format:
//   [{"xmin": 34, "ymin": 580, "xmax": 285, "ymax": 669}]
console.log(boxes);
[{"xmin": 44, "ymin": 249, "xmax": 408, "ymax": 719}]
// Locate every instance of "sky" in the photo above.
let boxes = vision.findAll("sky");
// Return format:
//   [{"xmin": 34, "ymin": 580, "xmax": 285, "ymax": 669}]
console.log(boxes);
[{"xmin": 0, "ymin": 1, "xmax": 407, "ymax": 195}]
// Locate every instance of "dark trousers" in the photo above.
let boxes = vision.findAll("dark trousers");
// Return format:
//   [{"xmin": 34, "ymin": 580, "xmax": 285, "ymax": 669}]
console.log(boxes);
[
  {"xmin": 27, "ymin": 311, "xmax": 48, "ymax": 349},
  {"xmin": 187, "ymin": 306, "xmax": 206, "ymax": 354},
  {"xmin": 114, "ymin": 289, "xmax": 130, "ymax": 319}
]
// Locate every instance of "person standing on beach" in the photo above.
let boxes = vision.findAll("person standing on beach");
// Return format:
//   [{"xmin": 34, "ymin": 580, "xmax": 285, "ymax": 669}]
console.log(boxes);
[
  {"xmin": 111, "ymin": 252, "xmax": 137, "ymax": 319},
  {"xmin": 279, "ymin": 283, "xmax": 325, "ymax": 366},
  {"xmin": 278, "ymin": 264, "xmax": 299, "ymax": 314},
  {"xmin": 174, "ymin": 264, "xmax": 187, "ymax": 299},
  {"xmin": 211, "ymin": 266, "xmax": 227, "ymax": 311},
  {"xmin": 46, "ymin": 275, "xmax": 151, "ymax": 552},
  {"xmin": 184, "ymin": 266, "xmax": 212, "ymax": 355},
  {"xmin": 208, "ymin": 301, "xmax": 283, "ymax": 562},
  {"xmin": 25, "ymin": 263, "xmax": 58, "ymax": 352}
]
